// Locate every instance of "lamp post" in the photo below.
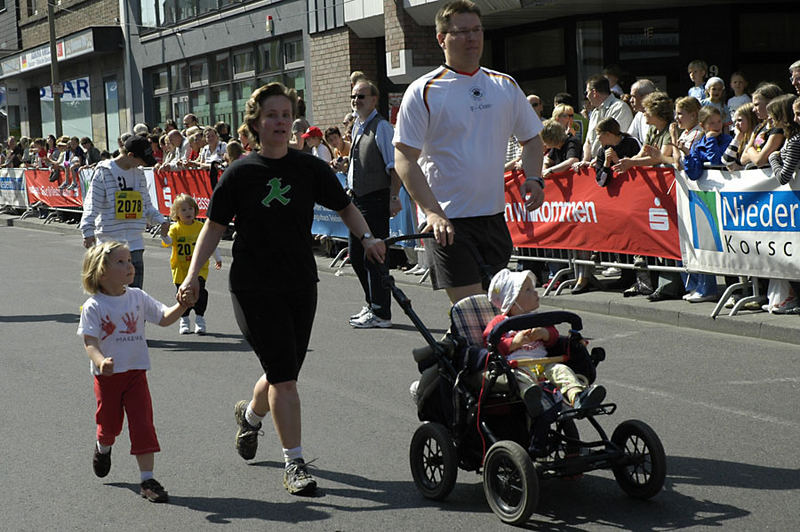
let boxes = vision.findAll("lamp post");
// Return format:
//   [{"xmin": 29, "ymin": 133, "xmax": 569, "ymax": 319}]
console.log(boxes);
[{"xmin": 48, "ymin": 0, "xmax": 62, "ymax": 137}]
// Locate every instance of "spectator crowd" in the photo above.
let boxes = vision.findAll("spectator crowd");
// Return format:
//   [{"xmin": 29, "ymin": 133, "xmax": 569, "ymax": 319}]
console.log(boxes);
[{"xmin": 4, "ymin": 56, "xmax": 800, "ymax": 315}]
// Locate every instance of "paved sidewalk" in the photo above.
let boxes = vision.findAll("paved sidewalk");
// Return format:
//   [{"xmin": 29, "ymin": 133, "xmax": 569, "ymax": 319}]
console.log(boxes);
[{"xmin": 4, "ymin": 211, "xmax": 799, "ymax": 346}]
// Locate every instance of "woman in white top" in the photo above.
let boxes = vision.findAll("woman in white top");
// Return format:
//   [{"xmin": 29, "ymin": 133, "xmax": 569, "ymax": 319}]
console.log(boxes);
[{"xmin": 198, "ymin": 127, "xmax": 227, "ymax": 170}]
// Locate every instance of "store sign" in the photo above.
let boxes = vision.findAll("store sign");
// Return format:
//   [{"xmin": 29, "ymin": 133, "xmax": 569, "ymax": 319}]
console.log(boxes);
[
  {"xmin": 0, "ymin": 30, "xmax": 95, "ymax": 79},
  {"xmin": 40, "ymin": 77, "xmax": 90, "ymax": 101}
]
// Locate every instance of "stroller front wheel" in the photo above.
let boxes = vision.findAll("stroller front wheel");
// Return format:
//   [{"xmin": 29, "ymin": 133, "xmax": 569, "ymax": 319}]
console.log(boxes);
[
  {"xmin": 409, "ymin": 422, "xmax": 458, "ymax": 500},
  {"xmin": 611, "ymin": 419, "xmax": 666, "ymax": 500},
  {"xmin": 482, "ymin": 440, "xmax": 539, "ymax": 525}
]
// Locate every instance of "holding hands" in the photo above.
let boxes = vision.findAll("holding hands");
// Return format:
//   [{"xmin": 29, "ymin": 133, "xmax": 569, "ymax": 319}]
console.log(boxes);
[{"xmin": 176, "ymin": 283, "xmax": 197, "ymax": 307}]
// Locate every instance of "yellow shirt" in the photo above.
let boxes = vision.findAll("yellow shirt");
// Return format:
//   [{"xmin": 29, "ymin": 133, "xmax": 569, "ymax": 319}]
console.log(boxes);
[{"xmin": 168, "ymin": 220, "xmax": 209, "ymax": 283}]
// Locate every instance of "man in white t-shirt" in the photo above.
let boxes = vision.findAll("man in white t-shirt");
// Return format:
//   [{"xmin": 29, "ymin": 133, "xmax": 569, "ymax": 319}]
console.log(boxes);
[
  {"xmin": 575, "ymin": 75, "xmax": 634, "ymax": 167},
  {"xmin": 627, "ymin": 79, "xmax": 657, "ymax": 144},
  {"xmin": 393, "ymin": 0, "xmax": 544, "ymax": 304}
]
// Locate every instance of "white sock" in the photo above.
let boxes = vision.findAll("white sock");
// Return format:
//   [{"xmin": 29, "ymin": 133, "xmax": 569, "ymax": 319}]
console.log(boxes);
[
  {"xmin": 283, "ymin": 446, "xmax": 303, "ymax": 465},
  {"xmin": 140, "ymin": 470, "xmax": 154, "ymax": 482},
  {"xmin": 245, "ymin": 404, "xmax": 265, "ymax": 427},
  {"xmin": 96, "ymin": 441, "xmax": 111, "ymax": 454}
]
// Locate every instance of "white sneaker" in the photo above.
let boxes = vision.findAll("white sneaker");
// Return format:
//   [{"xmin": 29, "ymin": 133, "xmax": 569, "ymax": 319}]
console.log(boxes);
[
  {"xmin": 601, "ymin": 266, "xmax": 621, "ymax": 277},
  {"xmin": 404, "ymin": 264, "xmax": 423, "ymax": 275},
  {"xmin": 349, "ymin": 310, "xmax": 392, "ymax": 329},
  {"xmin": 179, "ymin": 316, "xmax": 191, "ymax": 334},
  {"xmin": 349, "ymin": 305, "xmax": 370, "ymax": 320},
  {"xmin": 194, "ymin": 315, "xmax": 206, "ymax": 334},
  {"xmin": 413, "ymin": 267, "xmax": 429, "ymax": 276},
  {"xmin": 682, "ymin": 290, "xmax": 697, "ymax": 301},
  {"xmin": 685, "ymin": 292, "xmax": 718, "ymax": 303}
]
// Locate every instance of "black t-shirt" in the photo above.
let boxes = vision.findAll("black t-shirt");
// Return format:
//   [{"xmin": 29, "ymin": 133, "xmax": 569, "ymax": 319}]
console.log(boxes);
[
  {"xmin": 546, "ymin": 134, "xmax": 582, "ymax": 164},
  {"xmin": 207, "ymin": 149, "xmax": 350, "ymax": 292}
]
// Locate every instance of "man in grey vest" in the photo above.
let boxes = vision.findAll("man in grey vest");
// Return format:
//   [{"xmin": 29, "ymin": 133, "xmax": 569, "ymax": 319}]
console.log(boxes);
[{"xmin": 348, "ymin": 79, "xmax": 402, "ymax": 328}]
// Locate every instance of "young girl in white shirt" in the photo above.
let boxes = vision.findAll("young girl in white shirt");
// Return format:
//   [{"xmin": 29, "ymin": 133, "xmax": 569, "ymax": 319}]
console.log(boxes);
[{"xmin": 78, "ymin": 241, "xmax": 191, "ymax": 503}]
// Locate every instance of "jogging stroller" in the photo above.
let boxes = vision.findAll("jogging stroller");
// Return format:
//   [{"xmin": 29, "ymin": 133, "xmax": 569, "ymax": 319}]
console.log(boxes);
[{"xmin": 380, "ymin": 235, "xmax": 666, "ymax": 525}]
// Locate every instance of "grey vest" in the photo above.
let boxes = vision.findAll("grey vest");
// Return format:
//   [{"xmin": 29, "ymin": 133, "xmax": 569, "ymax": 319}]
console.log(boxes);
[{"xmin": 350, "ymin": 114, "xmax": 391, "ymax": 197}]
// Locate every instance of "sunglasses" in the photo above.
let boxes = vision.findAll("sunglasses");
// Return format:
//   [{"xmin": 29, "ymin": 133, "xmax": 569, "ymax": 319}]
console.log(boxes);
[{"xmin": 350, "ymin": 94, "xmax": 366, "ymax": 100}]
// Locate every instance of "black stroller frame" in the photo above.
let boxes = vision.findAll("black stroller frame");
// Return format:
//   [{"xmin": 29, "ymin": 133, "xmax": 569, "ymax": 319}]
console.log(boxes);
[{"xmin": 379, "ymin": 234, "xmax": 666, "ymax": 525}]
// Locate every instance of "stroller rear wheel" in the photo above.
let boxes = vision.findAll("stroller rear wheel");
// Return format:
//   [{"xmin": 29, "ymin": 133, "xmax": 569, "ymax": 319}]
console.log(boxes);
[
  {"xmin": 611, "ymin": 419, "xmax": 666, "ymax": 500},
  {"xmin": 409, "ymin": 422, "xmax": 458, "ymax": 500},
  {"xmin": 482, "ymin": 440, "xmax": 539, "ymax": 525}
]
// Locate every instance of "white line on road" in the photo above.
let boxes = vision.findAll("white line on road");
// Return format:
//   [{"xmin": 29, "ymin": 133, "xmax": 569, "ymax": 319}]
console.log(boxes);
[
  {"xmin": 604, "ymin": 378, "xmax": 800, "ymax": 430},
  {"xmin": 725, "ymin": 376, "xmax": 800, "ymax": 385}
]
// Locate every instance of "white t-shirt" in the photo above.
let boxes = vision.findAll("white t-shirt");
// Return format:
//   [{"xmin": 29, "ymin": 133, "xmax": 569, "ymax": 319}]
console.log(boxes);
[
  {"xmin": 77, "ymin": 288, "xmax": 166, "ymax": 375},
  {"xmin": 727, "ymin": 94, "xmax": 751, "ymax": 113},
  {"xmin": 393, "ymin": 65, "xmax": 543, "ymax": 218},
  {"xmin": 627, "ymin": 111, "xmax": 649, "ymax": 145},
  {"xmin": 313, "ymin": 144, "xmax": 332, "ymax": 162},
  {"xmin": 200, "ymin": 142, "xmax": 227, "ymax": 164}
]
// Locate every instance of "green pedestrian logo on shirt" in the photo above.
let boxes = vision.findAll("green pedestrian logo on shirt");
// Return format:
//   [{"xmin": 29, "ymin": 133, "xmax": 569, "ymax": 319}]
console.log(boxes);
[{"xmin": 262, "ymin": 178, "xmax": 291, "ymax": 207}]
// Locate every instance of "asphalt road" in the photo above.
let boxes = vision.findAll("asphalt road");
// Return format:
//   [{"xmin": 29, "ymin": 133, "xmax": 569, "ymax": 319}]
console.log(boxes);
[{"xmin": 1, "ymin": 224, "xmax": 799, "ymax": 531}]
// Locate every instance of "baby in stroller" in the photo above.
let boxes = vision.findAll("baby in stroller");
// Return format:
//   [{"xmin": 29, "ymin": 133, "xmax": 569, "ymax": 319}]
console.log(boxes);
[{"xmin": 486, "ymin": 268, "xmax": 606, "ymax": 415}]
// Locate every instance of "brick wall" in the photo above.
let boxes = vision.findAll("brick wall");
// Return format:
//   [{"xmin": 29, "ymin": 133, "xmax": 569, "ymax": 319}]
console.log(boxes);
[
  {"xmin": 20, "ymin": 0, "xmax": 119, "ymax": 49},
  {"xmin": 383, "ymin": 0, "xmax": 440, "ymax": 68},
  {"xmin": 309, "ymin": 28, "xmax": 378, "ymax": 130}
]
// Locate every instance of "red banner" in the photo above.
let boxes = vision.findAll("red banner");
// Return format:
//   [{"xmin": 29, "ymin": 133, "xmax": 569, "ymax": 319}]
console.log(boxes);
[
  {"xmin": 504, "ymin": 167, "xmax": 681, "ymax": 259},
  {"xmin": 152, "ymin": 169, "xmax": 213, "ymax": 218},
  {"xmin": 24, "ymin": 169, "xmax": 83, "ymax": 208}
]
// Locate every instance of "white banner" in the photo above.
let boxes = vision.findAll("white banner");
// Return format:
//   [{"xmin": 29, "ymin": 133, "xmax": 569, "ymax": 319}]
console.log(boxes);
[
  {"xmin": 0, "ymin": 168, "xmax": 28, "ymax": 208},
  {"xmin": 677, "ymin": 168, "xmax": 800, "ymax": 280}
]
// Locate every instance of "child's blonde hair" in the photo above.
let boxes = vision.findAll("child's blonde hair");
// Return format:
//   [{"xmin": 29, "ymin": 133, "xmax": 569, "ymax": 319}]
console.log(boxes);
[
  {"xmin": 170, "ymin": 193, "xmax": 199, "ymax": 221},
  {"xmin": 82, "ymin": 241, "xmax": 129, "ymax": 294}
]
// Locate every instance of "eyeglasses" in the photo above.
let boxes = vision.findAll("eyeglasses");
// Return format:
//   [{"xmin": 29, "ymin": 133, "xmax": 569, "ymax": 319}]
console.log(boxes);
[
  {"xmin": 350, "ymin": 94, "xmax": 366, "ymax": 100},
  {"xmin": 445, "ymin": 26, "xmax": 483, "ymax": 38}
]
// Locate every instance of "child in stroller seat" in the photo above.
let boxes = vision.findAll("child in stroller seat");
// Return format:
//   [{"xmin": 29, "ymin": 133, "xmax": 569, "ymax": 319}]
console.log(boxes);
[{"xmin": 486, "ymin": 268, "xmax": 606, "ymax": 415}]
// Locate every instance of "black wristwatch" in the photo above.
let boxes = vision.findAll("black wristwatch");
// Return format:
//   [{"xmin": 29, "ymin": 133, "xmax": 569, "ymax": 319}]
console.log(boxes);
[{"xmin": 360, "ymin": 232, "xmax": 373, "ymax": 241}]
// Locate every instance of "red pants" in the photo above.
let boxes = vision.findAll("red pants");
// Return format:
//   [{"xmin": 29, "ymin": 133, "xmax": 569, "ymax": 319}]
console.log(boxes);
[{"xmin": 94, "ymin": 370, "xmax": 160, "ymax": 455}]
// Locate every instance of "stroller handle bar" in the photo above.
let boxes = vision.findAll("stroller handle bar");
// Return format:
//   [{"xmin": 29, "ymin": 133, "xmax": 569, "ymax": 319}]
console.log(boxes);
[{"xmin": 487, "ymin": 310, "xmax": 583, "ymax": 348}]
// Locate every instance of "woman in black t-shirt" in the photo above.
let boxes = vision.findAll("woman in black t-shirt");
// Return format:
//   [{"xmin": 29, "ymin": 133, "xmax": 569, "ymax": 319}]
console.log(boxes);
[{"xmin": 179, "ymin": 83, "xmax": 385, "ymax": 496}]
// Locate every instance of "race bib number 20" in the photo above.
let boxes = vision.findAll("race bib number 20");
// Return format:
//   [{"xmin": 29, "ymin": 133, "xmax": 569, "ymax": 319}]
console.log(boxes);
[{"xmin": 115, "ymin": 190, "xmax": 143, "ymax": 219}]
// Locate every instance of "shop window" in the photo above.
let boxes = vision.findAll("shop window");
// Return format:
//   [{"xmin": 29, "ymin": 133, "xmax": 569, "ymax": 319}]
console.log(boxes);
[
  {"xmin": 284, "ymin": 70, "xmax": 305, "ymax": 99},
  {"xmin": 190, "ymin": 89, "xmax": 210, "ymax": 126},
  {"xmin": 152, "ymin": 69, "xmax": 169, "ymax": 93},
  {"xmin": 618, "ymin": 19, "xmax": 679, "ymax": 60},
  {"xmin": 211, "ymin": 86, "xmax": 233, "ymax": 128},
  {"xmin": 284, "ymin": 38, "xmax": 303, "ymax": 68},
  {"xmin": 104, "ymin": 78, "xmax": 121, "ymax": 152},
  {"xmin": 233, "ymin": 48, "xmax": 255, "ymax": 79},
  {"xmin": 506, "ymin": 28, "xmax": 564, "ymax": 71},
  {"xmin": 170, "ymin": 63, "xmax": 189, "ymax": 91},
  {"xmin": 258, "ymin": 41, "xmax": 281, "ymax": 73},
  {"xmin": 41, "ymin": 77, "xmax": 93, "ymax": 140},
  {"xmin": 211, "ymin": 53, "xmax": 230, "ymax": 83},
  {"xmin": 190, "ymin": 59, "xmax": 208, "ymax": 88}
]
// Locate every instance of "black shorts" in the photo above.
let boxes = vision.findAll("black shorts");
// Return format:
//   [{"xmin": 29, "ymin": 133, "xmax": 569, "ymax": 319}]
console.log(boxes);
[
  {"xmin": 429, "ymin": 213, "xmax": 513, "ymax": 290},
  {"xmin": 230, "ymin": 286, "xmax": 318, "ymax": 384}
]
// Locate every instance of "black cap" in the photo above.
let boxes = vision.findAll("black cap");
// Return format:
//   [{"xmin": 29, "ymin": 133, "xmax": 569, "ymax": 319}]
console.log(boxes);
[{"xmin": 124, "ymin": 135, "xmax": 157, "ymax": 167}]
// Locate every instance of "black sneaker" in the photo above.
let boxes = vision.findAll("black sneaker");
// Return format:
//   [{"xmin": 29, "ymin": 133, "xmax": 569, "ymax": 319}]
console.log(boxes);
[
  {"xmin": 140, "ymin": 478, "xmax": 169, "ymax": 503},
  {"xmin": 92, "ymin": 446, "xmax": 111, "ymax": 478},
  {"xmin": 234, "ymin": 400, "xmax": 262, "ymax": 460},
  {"xmin": 573, "ymin": 384, "xmax": 606, "ymax": 410},
  {"xmin": 283, "ymin": 459, "xmax": 317, "ymax": 495}
]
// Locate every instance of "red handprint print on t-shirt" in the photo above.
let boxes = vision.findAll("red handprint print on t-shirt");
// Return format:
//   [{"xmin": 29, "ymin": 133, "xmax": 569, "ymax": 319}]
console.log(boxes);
[
  {"xmin": 100, "ymin": 315, "xmax": 116, "ymax": 340},
  {"xmin": 121, "ymin": 312, "xmax": 138, "ymax": 334}
]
